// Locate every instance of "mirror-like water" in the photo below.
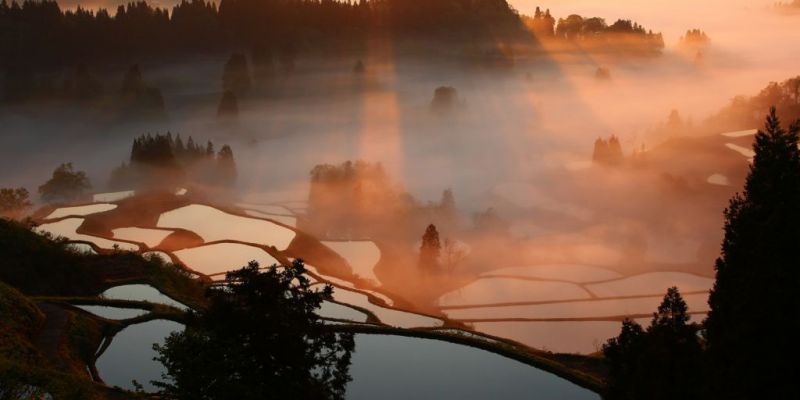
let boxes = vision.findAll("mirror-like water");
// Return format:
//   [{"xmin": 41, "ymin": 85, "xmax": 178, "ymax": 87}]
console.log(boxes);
[
  {"xmin": 102, "ymin": 284, "xmax": 188, "ymax": 310},
  {"xmin": 439, "ymin": 278, "xmax": 592, "ymax": 307},
  {"xmin": 333, "ymin": 288, "xmax": 442, "ymax": 328},
  {"xmin": 238, "ymin": 203, "xmax": 295, "ymax": 216},
  {"xmin": 243, "ymin": 210, "xmax": 297, "ymax": 227},
  {"xmin": 157, "ymin": 204, "xmax": 296, "ymax": 249},
  {"xmin": 480, "ymin": 264, "xmax": 622, "ymax": 283},
  {"xmin": 38, "ymin": 218, "xmax": 139, "ymax": 251},
  {"xmin": 322, "ymin": 241, "xmax": 382, "ymax": 284},
  {"xmin": 112, "ymin": 227, "xmax": 173, "ymax": 248},
  {"xmin": 173, "ymin": 242, "xmax": 281, "ymax": 275},
  {"xmin": 318, "ymin": 301, "xmax": 369, "ymax": 322},
  {"xmin": 92, "ymin": 191, "xmax": 135, "ymax": 203},
  {"xmin": 45, "ymin": 203, "xmax": 117, "ymax": 220},
  {"xmin": 346, "ymin": 334, "xmax": 599, "ymax": 400},
  {"xmin": 443, "ymin": 292, "xmax": 710, "ymax": 320},
  {"xmin": 96, "ymin": 320, "xmax": 184, "ymax": 392},
  {"xmin": 76, "ymin": 305, "xmax": 147, "ymax": 320},
  {"xmin": 584, "ymin": 272, "xmax": 713, "ymax": 297}
]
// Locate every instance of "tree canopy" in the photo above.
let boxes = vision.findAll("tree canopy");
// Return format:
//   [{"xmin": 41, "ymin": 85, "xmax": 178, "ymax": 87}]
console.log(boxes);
[
  {"xmin": 0, "ymin": 188, "xmax": 31, "ymax": 218},
  {"xmin": 419, "ymin": 224, "xmax": 441, "ymax": 271},
  {"xmin": 153, "ymin": 260, "xmax": 354, "ymax": 400},
  {"xmin": 603, "ymin": 287, "xmax": 703, "ymax": 400},
  {"xmin": 705, "ymin": 107, "xmax": 800, "ymax": 399},
  {"xmin": 37, "ymin": 163, "xmax": 91, "ymax": 203}
]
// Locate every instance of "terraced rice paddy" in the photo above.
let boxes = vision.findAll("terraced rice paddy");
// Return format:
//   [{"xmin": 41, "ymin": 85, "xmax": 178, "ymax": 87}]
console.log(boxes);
[{"xmin": 157, "ymin": 204, "xmax": 296, "ymax": 249}]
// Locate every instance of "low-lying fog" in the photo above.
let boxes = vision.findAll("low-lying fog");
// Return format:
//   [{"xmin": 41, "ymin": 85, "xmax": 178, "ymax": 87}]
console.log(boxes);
[{"xmin": 3, "ymin": 0, "xmax": 798, "ymax": 278}]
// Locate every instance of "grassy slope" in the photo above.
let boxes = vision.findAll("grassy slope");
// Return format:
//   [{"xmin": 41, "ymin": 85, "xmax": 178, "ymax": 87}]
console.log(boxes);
[{"xmin": 0, "ymin": 281, "xmax": 97, "ymax": 399}]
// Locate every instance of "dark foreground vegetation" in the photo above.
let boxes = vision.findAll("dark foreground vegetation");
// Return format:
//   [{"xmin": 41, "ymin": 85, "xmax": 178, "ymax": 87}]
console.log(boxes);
[
  {"xmin": 0, "ymin": 0, "xmax": 525, "ymax": 69},
  {"xmin": 153, "ymin": 260, "xmax": 354, "ymax": 399},
  {"xmin": 602, "ymin": 108, "xmax": 800, "ymax": 399},
  {"xmin": 110, "ymin": 132, "xmax": 237, "ymax": 190},
  {"xmin": 0, "ymin": 217, "xmax": 204, "ymax": 399}
]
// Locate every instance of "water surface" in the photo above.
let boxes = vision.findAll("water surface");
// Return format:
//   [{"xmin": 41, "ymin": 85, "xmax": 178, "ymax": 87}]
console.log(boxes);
[{"xmin": 347, "ymin": 334, "xmax": 599, "ymax": 399}]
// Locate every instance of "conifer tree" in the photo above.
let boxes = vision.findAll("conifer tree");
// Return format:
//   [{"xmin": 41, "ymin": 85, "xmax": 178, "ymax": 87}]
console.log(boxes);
[
  {"xmin": 603, "ymin": 287, "xmax": 702, "ymax": 400},
  {"xmin": 705, "ymin": 107, "xmax": 800, "ymax": 399},
  {"xmin": 418, "ymin": 224, "xmax": 441, "ymax": 271}
]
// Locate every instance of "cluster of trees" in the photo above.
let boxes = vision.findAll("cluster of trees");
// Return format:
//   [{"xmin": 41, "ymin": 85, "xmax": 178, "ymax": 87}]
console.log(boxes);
[
  {"xmin": 775, "ymin": 1, "xmax": 800, "ymax": 11},
  {"xmin": 153, "ymin": 260, "xmax": 354, "ymax": 399},
  {"xmin": 0, "ymin": 0, "xmax": 525, "ymax": 69},
  {"xmin": 307, "ymin": 160, "xmax": 459, "ymax": 239},
  {"xmin": 3, "ymin": 62, "xmax": 166, "ymax": 122},
  {"xmin": 603, "ymin": 287, "xmax": 703, "ymax": 399},
  {"xmin": 592, "ymin": 135, "xmax": 624, "ymax": 166},
  {"xmin": 109, "ymin": 133, "xmax": 236, "ymax": 190},
  {"xmin": 0, "ymin": 188, "xmax": 31, "ymax": 218},
  {"xmin": 307, "ymin": 160, "xmax": 412, "ymax": 238},
  {"xmin": 1, "ymin": 163, "xmax": 93, "ymax": 208},
  {"xmin": 38, "ymin": 163, "xmax": 92, "ymax": 204},
  {"xmin": 603, "ymin": 108, "xmax": 800, "ymax": 399},
  {"xmin": 679, "ymin": 29, "xmax": 710, "ymax": 46},
  {"xmin": 522, "ymin": 7, "xmax": 556, "ymax": 38},
  {"xmin": 522, "ymin": 7, "xmax": 663, "ymax": 54},
  {"xmin": 417, "ymin": 223, "xmax": 468, "ymax": 273},
  {"xmin": 706, "ymin": 76, "xmax": 800, "ymax": 132}
]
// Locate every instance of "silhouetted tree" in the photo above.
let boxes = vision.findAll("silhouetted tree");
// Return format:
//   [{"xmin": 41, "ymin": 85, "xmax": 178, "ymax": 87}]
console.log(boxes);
[
  {"xmin": 0, "ymin": 188, "xmax": 32, "ymax": 218},
  {"xmin": 707, "ymin": 76, "xmax": 800, "ymax": 132},
  {"xmin": 705, "ymin": 107, "xmax": 800, "ymax": 399},
  {"xmin": 679, "ymin": 29, "xmax": 710, "ymax": 46},
  {"xmin": 119, "ymin": 64, "xmax": 166, "ymax": 119},
  {"xmin": 153, "ymin": 260, "xmax": 354, "ymax": 399},
  {"xmin": 419, "ymin": 224, "xmax": 441, "ymax": 270},
  {"xmin": 524, "ymin": 7, "xmax": 555, "ymax": 37},
  {"xmin": 602, "ymin": 318, "xmax": 645, "ymax": 400},
  {"xmin": 592, "ymin": 135, "xmax": 624, "ymax": 166},
  {"xmin": 216, "ymin": 145, "xmax": 237, "ymax": 185},
  {"xmin": 217, "ymin": 90, "xmax": 239, "ymax": 117},
  {"xmin": 38, "ymin": 163, "xmax": 91, "ymax": 203},
  {"xmin": 222, "ymin": 53, "xmax": 251, "ymax": 95},
  {"xmin": 603, "ymin": 287, "xmax": 703, "ymax": 400}
]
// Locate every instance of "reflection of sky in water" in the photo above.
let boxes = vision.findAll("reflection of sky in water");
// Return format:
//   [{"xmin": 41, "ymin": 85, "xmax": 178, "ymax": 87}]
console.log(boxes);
[
  {"xmin": 96, "ymin": 320, "xmax": 184, "ymax": 392},
  {"xmin": 102, "ymin": 284, "xmax": 189, "ymax": 310},
  {"xmin": 347, "ymin": 334, "xmax": 599, "ymax": 399},
  {"xmin": 76, "ymin": 305, "xmax": 147, "ymax": 320}
]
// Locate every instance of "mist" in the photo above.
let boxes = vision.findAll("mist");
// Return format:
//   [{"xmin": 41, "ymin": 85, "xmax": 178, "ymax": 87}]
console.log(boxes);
[{"xmin": 3, "ymin": 0, "xmax": 799, "ymax": 355}]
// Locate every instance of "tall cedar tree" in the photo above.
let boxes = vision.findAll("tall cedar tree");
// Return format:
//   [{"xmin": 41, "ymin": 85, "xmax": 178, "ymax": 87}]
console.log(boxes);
[
  {"xmin": 603, "ymin": 287, "xmax": 703, "ymax": 400},
  {"xmin": 419, "ymin": 224, "xmax": 441, "ymax": 270},
  {"xmin": 705, "ymin": 107, "xmax": 800, "ymax": 399},
  {"xmin": 153, "ymin": 260, "xmax": 354, "ymax": 399}
]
